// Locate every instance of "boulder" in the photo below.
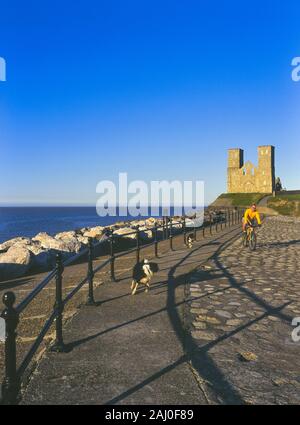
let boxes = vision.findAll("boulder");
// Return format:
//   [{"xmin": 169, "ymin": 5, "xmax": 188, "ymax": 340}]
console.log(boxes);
[
  {"xmin": 55, "ymin": 231, "xmax": 82, "ymax": 252},
  {"xmin": 32, "ymin": 232, "xmax": 72, "ymax": 252},
  {"xmin": 130, "ymin": 219, "xmax": 147, "ymax": 228},
  {"xmin": 76, "ymin": 235, "xmax": 89, "ymax": 245},
  {"xmin": 79, "ymin": 227, "xmax": 90, "ymax": 234},
  {"xmin": 0, "ymin": 244, "xmax": 32, "ymax": 280},
  {"xmin": 82, "ymin": 226, "xmax": 104, "ymax": 239},
  {"xmin": 113, "ymin": 221, "xmax": 127, "ymax": 229},
  {"xmin": 185, "ymin": 218, "xmax": 195, "ymax": 228},
  {"xmin": 0, "ymin": 237, "xmax": 31, "ymax": 253},
  {"xmin": 23, "ymin": 243, "xmax": 56, "ymax": 271},
  {"xmin": 171, "ymin": 220, "xmax": 183, "ymax": 231},
  {"xmin": 55, "ymin": 230, "xmax": 77, "ymax": 239},
  {"xmin": 113, "ymin": 227, "xmax": 137, "ymax": 240},
  {"xmin": 145, "ymin": 217, "xmax": 157, "ymax": 227},
  {"xmin": 137, "ymin": 226, "xmax": 153, "ymax": 241}
]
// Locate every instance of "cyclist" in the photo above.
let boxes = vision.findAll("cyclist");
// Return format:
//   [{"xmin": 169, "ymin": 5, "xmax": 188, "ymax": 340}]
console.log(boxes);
[{"xmin": 242, "ymin": 204, "xmax": 261, "ymax": 232}]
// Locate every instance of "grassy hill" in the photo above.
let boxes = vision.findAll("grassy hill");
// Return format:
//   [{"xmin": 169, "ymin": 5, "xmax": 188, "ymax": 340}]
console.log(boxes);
[
  {"xmin": 211, "ymin": 193, "xmax": 268, "ymax": 207},
  {"xmin": 267, "ymin": 193, "xmax": 300, "ymax": 217},
  {"xmin": 211, "ymin": 192, "xmax": 300, "ymax": 217}
]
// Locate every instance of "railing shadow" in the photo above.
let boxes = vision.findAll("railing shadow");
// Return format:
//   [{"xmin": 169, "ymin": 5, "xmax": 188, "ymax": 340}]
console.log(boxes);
[
  {"xmin": 104, "ymin": 229, "xmax": 245, "ymax": 405},
  {"xmin": 0, "ymin": 212, "xmax": 244, "ymax": 404},
  {"xmin": 260, "ymin": 240, "xmax": 300, "ymax": 249},
  {"xmin": 0, "ymin": 277, "xmax": 35, "ymax": 291}
]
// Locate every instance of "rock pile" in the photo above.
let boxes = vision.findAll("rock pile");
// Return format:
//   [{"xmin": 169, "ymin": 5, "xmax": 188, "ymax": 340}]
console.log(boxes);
[{"xmin": 0, "ymin": 217, "xmax": 171, "ymax": 281}]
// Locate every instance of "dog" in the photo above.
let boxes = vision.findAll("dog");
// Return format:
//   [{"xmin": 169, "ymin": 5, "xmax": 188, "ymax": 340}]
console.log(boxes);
[
  {"xmin": 131, "ymin": 259, "xmax": 159, "ymax": 295},
  {"xmin": 186, "ymin": 233, "xmax": 195, "ymax": 249}
]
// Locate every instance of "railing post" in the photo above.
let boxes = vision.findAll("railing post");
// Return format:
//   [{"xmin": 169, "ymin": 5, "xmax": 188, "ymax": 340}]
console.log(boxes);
[
  {"xmin": 202, "ymin": 224, "xmax": 205, "ymax": 238},
  {"xmin": 1, "ymin": 292, "xmax": 19, "ymax": 405},
  {"xmin": 210, "ymin": 213, "xmax": 212, "ymax": 235},
  {"xmin": 136, "ymin": 225, "xmax": 140, "ymax": 264},
  {"xmin": 154, "ymin": 222, "xmax": 158, "ymax": 257},
  {"xmin": 86, "ymin": 238, "xmax": 96, "ymax": 306},
  {"xmin": 182, "ymin": 216, "xmax": 186, "ymax": 245},
  {"xmin": 110, "ymin": 233, "xmax": 116, "ymax": 282},
  {"xmin": 193, "ymin": 219, "xmax": 197, "ymax": 241},
  {"xmin": 169, "ymin": 217, "xmax": 173, "ymax": 251},
  {"xmin": 50, "ymin": 253, "xmax": 66, "ymax": 353},
  {"xmin": 165, "ymin": 217, "xmax": 169, "ymax": 239}
]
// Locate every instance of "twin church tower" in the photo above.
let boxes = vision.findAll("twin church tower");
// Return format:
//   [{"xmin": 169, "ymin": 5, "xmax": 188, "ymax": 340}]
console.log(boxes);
[{"xmin": 227, "ymin": 146, "xmax": 275, "ymax": 193}]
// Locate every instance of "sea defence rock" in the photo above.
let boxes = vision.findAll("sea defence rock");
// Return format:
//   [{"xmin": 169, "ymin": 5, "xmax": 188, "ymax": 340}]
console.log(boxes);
[
  {"xmin": 113, "ymin": 227, "xmax": 137, "ymax": 240},
  {"xmin": 32, "ymin": 232, "xmax": 76, "ymax": 252},
  {"xmin": 21, "ymin": 242, "xmax": 57, "ymax": 271},
  {"xmin": 0, "ymin": 237, "xmax": 31, "ymax": 253},
  {"xmin": 76, "ymin": 235, "xmax": 89, "ymax": 245},
  {"xmin": 113, "ymin": 225, "xmax": 154, "ymax": 241},
  {"xmin": 0, "ymin": 216, "xmax": 181, "ymax": 281},
  {"xmin": 138, "ymin": 226, "xmax": 153, "ymax": 241},
  {"xmin": 55, "ymin": 230, "xmax": 77, "ymax": 239},
  {"xmin": 145, "ymin": 217, "xmax": 156, "ymax": 227},
  {"xmin": 55, "ymin": 231, "xmax": 83, "ymax": 252},
  {"xmin": 82, "ymin": 226, "xmax": 104, "ymax": 239},
  {"xmin": 0, "ymin": 244, "xmax": 32, "ymax": 279}
]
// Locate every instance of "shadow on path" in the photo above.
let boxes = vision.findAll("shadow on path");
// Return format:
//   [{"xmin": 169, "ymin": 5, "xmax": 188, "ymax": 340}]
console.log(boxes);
[
  {"xmin": 104, "ymin": 230, "xmax": 246, "ymax": 405},
  {"xmin": 105, "ymin": 226, "xmax": 294, "ymax": 405}
]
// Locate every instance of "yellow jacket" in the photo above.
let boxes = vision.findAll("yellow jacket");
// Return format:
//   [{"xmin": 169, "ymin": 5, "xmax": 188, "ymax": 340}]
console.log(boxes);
[{"xmin": 244, "ymin": 208, "xmax": 261, "ymax": 225}]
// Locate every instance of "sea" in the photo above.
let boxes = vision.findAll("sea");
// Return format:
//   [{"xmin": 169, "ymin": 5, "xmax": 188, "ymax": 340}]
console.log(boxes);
[{"xmin": 0, "ymin": 206, "xmax": 199, "ymax": 243}]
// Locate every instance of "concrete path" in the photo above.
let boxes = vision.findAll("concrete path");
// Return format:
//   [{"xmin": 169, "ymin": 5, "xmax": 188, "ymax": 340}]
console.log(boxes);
[
  {"xmin": 257, "ymin": 195, "xmax": 278, "ymax": 216},
  {"xmin": 21, "ymin": 225, "xmax": 241, "ymax": 405}
]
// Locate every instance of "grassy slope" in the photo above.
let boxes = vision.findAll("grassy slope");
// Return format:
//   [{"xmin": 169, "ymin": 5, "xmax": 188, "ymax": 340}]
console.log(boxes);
[
  {"xmin": 267, "ymin": 194, "xmax": 300, "ymax": 217},
  {"xmin": 216, "ymin": 193, "xmax": 267, "ymax": 207}
]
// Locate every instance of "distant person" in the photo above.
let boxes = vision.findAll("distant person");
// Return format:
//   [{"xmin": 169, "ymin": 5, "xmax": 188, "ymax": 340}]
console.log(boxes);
[
  {"xmin": 275, "ymin": 177, "xmax": 283, "ymax": 192},
  {"xmin": 242, "ymin": 204, "xmax": 261, "ymax": 232}
]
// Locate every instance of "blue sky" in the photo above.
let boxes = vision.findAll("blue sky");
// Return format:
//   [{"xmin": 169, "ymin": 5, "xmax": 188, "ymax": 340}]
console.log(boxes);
[{"xmin": 0, "ymin": 0, "xmax": 299, "ymax": 206}]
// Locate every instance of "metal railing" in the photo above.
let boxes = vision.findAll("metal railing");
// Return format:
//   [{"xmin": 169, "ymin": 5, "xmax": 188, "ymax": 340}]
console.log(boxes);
[{"xmin": 0, "ymin": 208, "xmax": 244, "ymax": 404}]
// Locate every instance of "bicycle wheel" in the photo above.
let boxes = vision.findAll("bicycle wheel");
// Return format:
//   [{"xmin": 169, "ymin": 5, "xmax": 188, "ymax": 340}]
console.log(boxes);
[
  {"xmin": 242, "ymin": 232, "xmax": 248, "ymax": 247},
  {"xmin": 249, "ymin": 231, "xmax": 257, "ymax": 251}
]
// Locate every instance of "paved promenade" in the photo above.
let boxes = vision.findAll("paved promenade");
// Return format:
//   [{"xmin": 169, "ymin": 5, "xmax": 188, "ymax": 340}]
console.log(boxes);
[
  {"xmin": 14, "ymin": 217, "xmax": 300, "ymax": 404},
  {"xmin": 20, "ymin": 225, "xmax": 242, "ymax": 405},
  {"xmin": 189, "ymin": 216, "xmax": 300, "ymax": 404}
]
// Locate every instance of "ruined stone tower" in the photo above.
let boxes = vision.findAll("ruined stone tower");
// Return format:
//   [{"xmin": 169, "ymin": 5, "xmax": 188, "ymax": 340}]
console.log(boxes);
[{"xmin": 227, "ymin": 146, "xmax": 275, "ymax": 193}]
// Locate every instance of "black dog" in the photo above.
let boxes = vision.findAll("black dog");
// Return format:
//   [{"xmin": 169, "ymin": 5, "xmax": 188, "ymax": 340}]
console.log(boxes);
[
  {"xmin": 131, "ymin": 259, "xmax": 159, "ymax": 295},
  {"xmin": 186, "ymin": 233, "xmax": 195, "ymax": 249}
]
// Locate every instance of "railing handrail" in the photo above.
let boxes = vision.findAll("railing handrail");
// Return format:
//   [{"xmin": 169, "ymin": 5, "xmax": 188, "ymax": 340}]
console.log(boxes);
[
  {"xmin": 6, "ymin": 210, "xmax": 238, "ymax": 316},
  {"xmin": 9, "ymin": 211, "xmax": 238, "ymax": 316},
  {"xmin": 16, "ymin": 269, "xmax": 57, "ymax": 315}
]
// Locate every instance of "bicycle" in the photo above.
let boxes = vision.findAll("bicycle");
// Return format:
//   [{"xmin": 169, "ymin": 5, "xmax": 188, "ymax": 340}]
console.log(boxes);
[{"xmin": 242, "ymin": 223, "xmax": 259, "ymax": 251}]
